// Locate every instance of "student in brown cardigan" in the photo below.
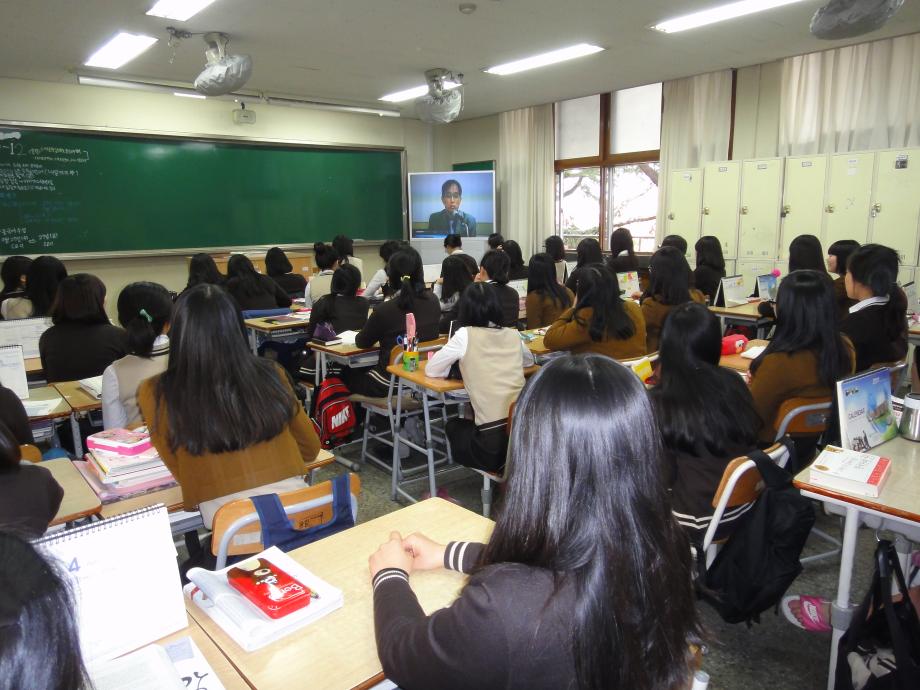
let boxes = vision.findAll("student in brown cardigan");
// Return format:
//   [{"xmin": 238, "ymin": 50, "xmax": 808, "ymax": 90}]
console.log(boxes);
[
  {"xmin": 543, "ymin": 263, "xmax": 646, "ymax": 360},
  {"xmin": 749, "ymin": 270, "xmax": 855, "ymax": 442},
  {"xmin": 640, "ymin": 247, "xmax": 706, "ymax": 353},
  {"xmin": 525, "ymin": 253, "xmax": 574, "ymax": 329},
  {"xmin": 826, "ymin": 239, "xmax": 860, "ymax": 320}
]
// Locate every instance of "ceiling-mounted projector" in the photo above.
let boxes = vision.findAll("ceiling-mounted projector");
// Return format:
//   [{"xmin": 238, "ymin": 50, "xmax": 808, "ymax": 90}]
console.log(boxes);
[
  {"xmin": 415, "ymin": 68, "xmax": 464, "ymax": 124},
  {"xmin": 194, "ymin": 32, "xmax": 252, "ymax": 96},
  {"xmin": 810, "ymin": 0, "xmax": 905, "ymax": 40}
]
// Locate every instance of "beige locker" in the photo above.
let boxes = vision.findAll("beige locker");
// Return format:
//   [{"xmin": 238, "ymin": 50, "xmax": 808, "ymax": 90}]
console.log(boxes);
[
  {"xmin": 739, "ymin": 158, "xmax": 783, "ymax": 260},
  {"xmin": 870, "ymin": 149, "xmax": 920, "ymax": 265},
  {"xmin": 701, "ymin": 161, "xmax": 741, "ymax": 259},
  {"xmin": 736, "ymin": 259, "xmax": 775, "ymax": 295},
  {"xmin": 824, "ymin": 152, "xmax": 875, "ymax": 249},
  {"xmin": 898, "ymin": 266, "xmax": 915, "ymax": 287},
  {"xmin": 666, "ymin": 168, "xmax": 703, "ymax": 251},
  {"xmin": 780, "ymin": 155, "xmax": 828, "ymax": 259}
]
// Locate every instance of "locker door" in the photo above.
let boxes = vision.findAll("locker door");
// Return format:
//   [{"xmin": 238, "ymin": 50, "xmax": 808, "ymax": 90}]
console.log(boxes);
[
  {"xmin": 870, "ymin": 149, "xmax": 920, "ymax": 266},
  {"xmin": 701, "ymin": 161, "xmax": 741, "ymax": 259},
  {"xmin": 824, "ymin": 152, "xmax": 874, "ymax": 249},
  {"xmin": 666, "ymin": 168, "xmax": 702, "ymax": 250},
  {"xmin": 736, "ymin": 259, "xmax": 775, "ymax": 295},
  {"xmin": 739, "ymin": 158, "xmax": 783, "ymax": 260},
  {"xmin": 780, "ymin": 155, "xmax": 828, "ymax": 259}
]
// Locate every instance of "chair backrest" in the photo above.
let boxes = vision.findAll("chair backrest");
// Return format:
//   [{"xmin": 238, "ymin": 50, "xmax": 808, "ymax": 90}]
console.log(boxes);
[
  {"xmin": 869, "ymin": 359, "xmax": 908, "ymax": 393},
  {"xmin": 20, "ymin": 444, "xmax": 42, "ymax": 463},
  {"xmin": 772, "ymin": 397, "xmax": 832, "ymax": 441},
  {"xmin": 388, "ymin": 337, "xmax": 448, "ymax": 366},
  {"xmin": 211, "ymin": 473, "xmax": 361, "ymax": 568},
  {"xmin": 241, "ymin": 307, "xmax": 291, "ymax": 319}
]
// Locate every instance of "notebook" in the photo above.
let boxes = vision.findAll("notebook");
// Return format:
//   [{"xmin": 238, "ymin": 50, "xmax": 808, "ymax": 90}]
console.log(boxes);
[
  {"xmin": 79, "ymin": 375, "xmax": 104, "ymax": 399},
  {"xmin": 0, "ymin": 344, "xmax": 28, "ymax": 399},
  {"xmin": 616, "ymin": 272, "xmax": 641, "ymax": 299},
  {"xmin": 0, "ymin": 316, "xmax": 52, "ymax": 358}
]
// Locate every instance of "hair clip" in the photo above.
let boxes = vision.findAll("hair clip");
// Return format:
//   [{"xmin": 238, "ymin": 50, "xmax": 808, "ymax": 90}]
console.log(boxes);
[
  {"xmin": 139, "ymin": 308, "xmax": 153, "ymax": 323},
  {"xmin": 401, "ymin": 275, "xmax": 411, "ymax": 282}
]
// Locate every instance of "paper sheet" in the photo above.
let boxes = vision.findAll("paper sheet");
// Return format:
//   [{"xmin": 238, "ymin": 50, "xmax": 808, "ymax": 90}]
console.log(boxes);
[
  {"xmin": 23, "ymin": 396, "xmax": 63, "ymax": 417},
  {"xmin": 337, "ymin": 330, "xmax": 359, "ymax": 346},
  {"xmin": 741, "ymin": 345, "xmax": 766, "ymax": 359}
]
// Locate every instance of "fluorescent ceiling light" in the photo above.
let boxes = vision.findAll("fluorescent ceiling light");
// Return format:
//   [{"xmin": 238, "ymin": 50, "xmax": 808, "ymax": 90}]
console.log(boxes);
[
  {"xmin": 484, "ymin": 43, "xmax": 604, "ymax": 76},
  {"xmin": 651, "ymin": 0, "xmax": 807, "ymax": 33},
  {"xmin": 84, "ymin": 32, "xmax": 157, "ymax": 69},
  {"xmin": 379, "ymin": 81, "xmax": 460, "ymax": 103},
  {"xmin": 147, "ymin": 0, "xmax": 220, "ymax": 22},
  {"xmin": 174, "ymin": 92, "xmax": 206, "ymax": 99}
]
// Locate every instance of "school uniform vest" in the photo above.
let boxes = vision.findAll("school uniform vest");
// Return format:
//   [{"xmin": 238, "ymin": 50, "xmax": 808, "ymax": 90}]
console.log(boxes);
[
  {"xmin": 459, "ymin": 327, "xmax": 524, "ymax": 427},
  {"xmin": 110, "ymin": 341, "xmax": 169, "ymax": 427}
]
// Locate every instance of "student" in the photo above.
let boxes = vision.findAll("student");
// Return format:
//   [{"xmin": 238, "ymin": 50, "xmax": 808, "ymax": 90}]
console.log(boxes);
[
  {"xmin": 543, "ymin": 264, "xmax": 646, "ymax": 359},
  {"xmin": 788, "ymin": 234, "xmax": 827, "ymax": 272},
  {"xmin": 487, "ymin": 233, "xmax": 504, "ymax": 250},
  {"xmin": 101, "ymin": 282, "xmax": 172, "ymax": 430},
  {"xmin": 434, "ymin": 255, "xmax": 473, "ymax": 333},
  {"xmin": 1, "ymin": 255, "xmax": 67, "ymax": 320},
  {"xmin": 305, "ymin": 242, "xmax": 340, "ymax": 308},
  {"xmin": 503, "ymin": 240, "xmax": 528, "ymax": 281},
  {"xmin": 693, "ymin": 236, "xmax": 726, "ymax": 304},
  {"xmin": 443, "ymin": 233, "xmax": 465, "ymax": 256},
  {"xmin": 660, "ymin": 234, "xmax": 688, "ymax": 255},
  {"xmin": 476, "ymin": 250, "xmax": 520, "ymax": 328},
  {"xmin": 649, "ymin": 303, "xmax": 762, "ymax": 541},
  {"xmin": 265, "ymin": 247, "xmax": 308, "ymax": 298},
  {"xmin": 0, "ymin": 384, "xmax": 34, "ymax": 445},
  {"xmin": 182, "ymin": 253, "xmax": 224, "ymax": 297},
  {"xmin": 428, "ymin": 179, "xmax": 476, "ymax": 236},
  {"xmin": 526, "ymin": 253, "xmax": 574, "ymax": 329},
  {"xmin": 364, "ymin": 239, "xmax": 404, "ymax": 300},
  {"xmin": 564, "ymin": 237, "xmax": 603, "ymax": 294},
  {"xmin": 427, "ymin": 283, "xmax": 535, "ymax": 472},
  {"xmin": 138, "ymin": 284, "xmax": 321, "ymax": 526},
  {"xmin": 749, "ymin": 270, "xmax": 855, "ymax": 442},
  {"xmin": 0, "ymin": 255, "xmax": 31, "ymax": 314},
  {"xmin": 840, "ymin": 244, "xmax": 908, "ymax": 372},
  {"xmin": 225, "ymin": 254, "xmax": 292, "ymax": 311},
  {"xmin": 369, "ymin": 355, "xmax": 701, "ymax": 690},
  {"xmin": 39, "ymin": 274, "xmax": 127, "ymax": 382},
  {"xmin": 0, "ymin": 531, "xmax": 90, "ymax": 689},
  {"xmin": 345, "ymin": 248, "xmax": 440, "ymax": 397},
  {"xmin": 544, "ymin": 235, "xmax": 568, "ymax": 285},
  {"xmin": 640, "ymin": 247, "xmax": 706, "ymax": 352},
  {"xmin": 826, "ymin": 239, "xmax": 860, "ymax": 319},
  {"xmin": 332, "ymin": 234, "xmax": 364, "ymax": 281},
  {"xmin": 0, "ymin": 422, "xmax": 64, "ymax": 537},
  {"xmin": 606, "ymin": 227, "xmax": 639, "ymax": 274}
]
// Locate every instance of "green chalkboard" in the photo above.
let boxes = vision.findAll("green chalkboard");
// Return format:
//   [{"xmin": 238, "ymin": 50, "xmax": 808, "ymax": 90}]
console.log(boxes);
[
  {"xmin": 0, "ymin": 126, "xmax": 405, "ymax": 255},
  {"xmin": 452, "ymin": 160, "xmax": 494, "ymax": 171}
]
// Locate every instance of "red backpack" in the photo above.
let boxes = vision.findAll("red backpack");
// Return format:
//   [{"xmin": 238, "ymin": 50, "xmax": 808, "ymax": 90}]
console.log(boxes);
[{"xmin": 310, "ymin": 376, "xmax": 356, "ymax": 449}]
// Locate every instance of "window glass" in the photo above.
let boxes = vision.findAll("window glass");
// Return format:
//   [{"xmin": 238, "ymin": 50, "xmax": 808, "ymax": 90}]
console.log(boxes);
[
  {"xmin": 557, "ymin": 167, "xmax": 601, "ymax": 249},
  {"xmin": 607, "ymin": 162, "xmax": 660, "ymax": 253},
  {"xmin": 554, "ymin": 95, "xmax": 600, "ymax": 160},
  {"xmin": 610, "ymin": 83, "xmax": 662, "ymax": 154}
]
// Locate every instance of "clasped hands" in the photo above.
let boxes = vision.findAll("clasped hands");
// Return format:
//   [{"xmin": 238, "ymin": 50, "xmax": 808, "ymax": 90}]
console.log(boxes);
[{"xmin": 368, "ymin": 531, "xmax": 446, "ymax": 578}]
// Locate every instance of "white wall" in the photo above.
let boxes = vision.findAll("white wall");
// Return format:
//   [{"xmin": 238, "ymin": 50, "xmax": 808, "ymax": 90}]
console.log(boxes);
[{"xmin": 432, "ymin": 115, "xmax": 500, "ymax": 171}]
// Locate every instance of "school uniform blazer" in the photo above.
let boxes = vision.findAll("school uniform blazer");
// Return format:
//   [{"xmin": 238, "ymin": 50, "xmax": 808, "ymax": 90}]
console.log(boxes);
[
  {"xmin": 490, "ymin": 281, "xmax": 521, "ymax": 328},
  {"xmin": 305, "ymin": 293, "xmax": 370, "ymax": 340},
  {"xmin": 0, "ymin": 384, "xmax": 34, "ymax": 444},
  {"xmin": 39, "ymin": 322, "xmax": 128, "ymax": 383},
  {"xmin": 693, "ymin": 265, "xmax": 723, "ymax": 305},
  {"xmin": 832, "ymin": 275, "xmax": 856, "ymax": 321},
  {"xmin": 0, "ymin": 463, "xmax": 63, "ymax": 537},
  {"xmin": 508, "ymin": 265, "xmax": 529, "ymax": 281},
  {"xmin": 373, "ymin": 542, "xmax": 578, "ymax": 690},
  {"xmin": 355, "ymin": 292, "xmax": 441, "ymax": 374},
  {"xmin": 606, "ymin": 253, "xmax": 638, "ymax": 275},
  {"xmin": 226, "ymin": 275, "xmax": 293, "ymax": 311},
  {"xmin": 640, "ymin": 290, "xmax": 706, "ymax": 353},
  {"xmin": 271, "ymin": 272, "xmax": 308, "ymax": 298},
  {"xmin": 840, "ymin": 301, "xmax": 908, "ymax": 372},
  {"xmin": 525, "ymin": 288, "xmax": 574, "ymax": 329},
  {"xmin": 543, "ymin": 302, "xmax": 646, "ymax": 360}
]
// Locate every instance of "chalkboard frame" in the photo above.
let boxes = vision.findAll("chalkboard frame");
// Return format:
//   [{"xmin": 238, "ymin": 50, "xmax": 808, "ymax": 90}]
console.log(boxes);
[{"xmin": 0, "ymin": 119, "xmax": 408, "ymax": 259}]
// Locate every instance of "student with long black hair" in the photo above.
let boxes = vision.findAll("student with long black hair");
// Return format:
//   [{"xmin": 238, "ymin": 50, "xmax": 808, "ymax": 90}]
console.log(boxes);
[
  {"xmin": 693, "ymin": 236, "xmax": 725, "ymax": 304},
  {"xmin": 265, "ymin": 247, "xmax": 308, "ymax": 298},
  {"xmin": 660, "ymin": 234, "xmax": 688, "ymax": 255},
  {"xmin": 841, "ymin": 244, "xmax": 908, "ymax": 372},
  {"xmin": 225, "ymin": 254, "xmax": 292, "ymax": 311},
  {"xmin": 641, "ymin": 247, "xmax": 706, "ymax": 352},
  {"xmin": 0, "ymin": 422, "xmax": 63, "ymax": 537},
  {"xmin": 138, "ymin": 284, "xmax": 320, "ymax": 526},
  {"xmin": 332, "ymin": 234, "xmax": 363, "ymax": 281},
  {"xmin": 544, "ymin": 234, "xmax": 568, "ymax": 284},
  {"xmin": 102, "ymin": 282, "xmax": 173, "ymax": 429},
  {"xmin": 0, "ymin": 255, "xmax": 31, "ymax": 315},
  {"xmin": 788, "ymin": 234, "xmax": 827, "ymax": 273},
  {"xmin": 649, "ymin": 303, "xmax": 762, "ymax": 541},
  {"xmin": 476, "ymin": 250, "xmax": 520, "ymax": 328},
  {"xmin": 443, "ymin": 233, "xmax": 465, "ymax": 256},
  {"xmin": 503, "ymin": 240, "xmax": 528, "ymax": 281},
  {"xmin": 370, "ymin": 355, "xmax": 701, "ymax": 690},
  {"xmin": 827, "ymin": 239, "xmax": 860, "ymax": 319},
  {"xmin": 526, "ymin": 253, "xmax": 574, "ymax": 329},
  {"xmin": 181, "ymin": 253, "xmax": 224, "ymax": 296},
  {"xmin": 434, "ymin": 255, "xmax": 473, "ymax": 333},
  {"xmin": 544, "ymin": 263, "xmax": 646, "ymax": 359},
  {"xmin": 606, "ymin": 227, "xmax": 639, "ymax": 274},
  {"xmin": 565, "ymin": 237, "xmax": 603, "ymax": 294},
  {"xmin": 364, "ymin": 240, "xmax": 405, "ymax": 300},
  {"xmin": 1, "ymin": 255, "xmax": 67, "ymax": 320},
  {"xmin": 305, "ymin": 242, "xmax": 341, "ymax": 308}
]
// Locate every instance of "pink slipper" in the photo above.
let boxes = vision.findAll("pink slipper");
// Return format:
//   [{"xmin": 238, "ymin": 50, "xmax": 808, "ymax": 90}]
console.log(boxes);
[{"xmin": 781, "ymin": 595, "xmax": 832, "ymax": 632}]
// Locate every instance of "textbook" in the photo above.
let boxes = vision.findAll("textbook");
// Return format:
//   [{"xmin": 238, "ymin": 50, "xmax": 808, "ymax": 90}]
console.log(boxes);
[
  {"xmin": 184, "ymin": 546, "xmax": 344, "ymax": 652},
  {"xmin": 88, "ymin": 446, "xmax": 163, "ymax": 476},
  {"xmin": 75, "ymin": 460, "xmax": 176, "ymax": 501},
  {"xmin": 87, "ymin": 428, "xmax": 153, "ymax": 456},
  {"xmin": 79, "ymin": 375, "xmax": 104, "ymax": 399},
  {"xmin": 809, "ymin": 445, "xmax": 892, "ymax": 498},
  {"xmin": 837, "ymin": 368, "xmax": 898, "ymax": 452}
]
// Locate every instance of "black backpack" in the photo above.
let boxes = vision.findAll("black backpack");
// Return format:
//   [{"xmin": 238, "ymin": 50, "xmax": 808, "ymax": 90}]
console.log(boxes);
[{"xmin": 699, "ymin": 446, "xmax": 816, "ymax": 625}]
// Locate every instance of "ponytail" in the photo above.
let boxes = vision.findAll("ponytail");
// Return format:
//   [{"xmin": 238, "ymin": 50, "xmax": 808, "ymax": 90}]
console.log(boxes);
[
  {"xmin": 386, "ymin": 248, "xmax": 426, "ymax": 313},
  {"xmin": 847, "ymin": 244, "xmax": 907, "ymax": 340},
  {"xmin": 116, "ymin": 282, "xmax": 173, "ymax": 357}
]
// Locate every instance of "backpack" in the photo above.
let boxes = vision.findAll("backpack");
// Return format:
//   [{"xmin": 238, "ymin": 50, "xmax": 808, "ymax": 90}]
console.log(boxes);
[
  {"xmin": 699, "ymin": 446, "xmax": 816, "ymax": 625},
  {"xmin": 309, "ymin": 376, "xmax": 356, "ymax": 449}
]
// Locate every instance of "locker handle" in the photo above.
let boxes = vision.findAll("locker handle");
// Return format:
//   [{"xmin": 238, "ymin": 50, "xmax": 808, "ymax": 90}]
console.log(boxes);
[
  {"xmin": 667, "ymin": 212, "xmax": 675, "ymax": 220},
  {"xmin": 740, "ymin": 206, "xmax": 749, "ymax": 215},
  {"xmin": 825, "ymin": 204, "xmax": 835, "ymax": 213},
  {"xmin": 782, "ymin": 204, "xmax": 791, "ymax": 217},
  {"xmin": 702, "ymin": 207, "xmax": 710, "ymax": 216},
  {"xmin": 872, "ymin": 202, "xmax": 882, "ymax": 213}
]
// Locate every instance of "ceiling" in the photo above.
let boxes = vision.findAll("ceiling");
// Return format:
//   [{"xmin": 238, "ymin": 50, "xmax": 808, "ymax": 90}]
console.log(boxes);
[{"xmin": 3, "ymin": 0, "xmax": 920, "ymax": 120}]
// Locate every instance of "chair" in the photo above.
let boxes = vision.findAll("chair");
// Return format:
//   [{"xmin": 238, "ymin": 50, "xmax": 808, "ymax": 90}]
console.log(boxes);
[
  {"xmin": 868, "ymin": 359, "xmax": 909, "ymax": 394},
  {"xmin": 241, "ymin": 308, "xmax": 292, "ymax": 319},
  {"xmin": 19, "ymin": 444, "xmax": 42, "ymax": 463},
  {"xmin": 210, "ymin": 473, "xmax": 361, "ymax": 569},
  {"xmin": 468, "ymin": 402, "xmax": 516, "ymax": 519}
]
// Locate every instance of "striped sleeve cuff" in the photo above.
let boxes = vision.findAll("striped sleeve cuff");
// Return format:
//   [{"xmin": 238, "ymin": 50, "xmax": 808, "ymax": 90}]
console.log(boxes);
[
  {"xmin": 443, "ymin": 541, "xmax": 473, "ymax": 573},
  {"xmin": 372, "ymin": 567, "xmax": 409, "ymax": 592}
]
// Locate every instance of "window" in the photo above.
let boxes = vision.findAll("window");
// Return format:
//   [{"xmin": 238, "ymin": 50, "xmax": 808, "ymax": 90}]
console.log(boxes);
[
  {"xmin": 554, "ymin": 95, "xmax": 600, "ymax": 159},
  {"xmin": 557, "ymin": 167, "xmax": 601, "ymax": 249},
  {"xmin": 610, "ymin": 83, "xmax": 661, "ymax": 154},
  {"xmin": 607, "ymin": 162, "xmax": 660, "ymax": 253}
]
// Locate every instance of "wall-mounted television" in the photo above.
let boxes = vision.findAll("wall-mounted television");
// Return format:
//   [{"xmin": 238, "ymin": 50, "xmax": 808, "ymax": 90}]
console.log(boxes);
[{"xmin": 408, "ymin": 170, "xmax": 496, "ymax": 238}]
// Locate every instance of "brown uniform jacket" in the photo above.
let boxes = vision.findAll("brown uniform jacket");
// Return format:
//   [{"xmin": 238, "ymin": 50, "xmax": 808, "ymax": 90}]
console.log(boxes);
[
  {"xmin": 640, "ymin": 289, "xmax": 706, "ymax": 353},
  {"xmin": 543, "ymin": 301, "xmax": 646, "ymax": 360},
  {"xmin": 525, "ymin": 288, "xmax": 575, "ymax": 329}
]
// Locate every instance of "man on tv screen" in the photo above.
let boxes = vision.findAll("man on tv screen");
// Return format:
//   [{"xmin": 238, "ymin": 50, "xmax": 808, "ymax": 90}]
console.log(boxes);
[{"xmin": 428, "ymin": 179, "xmax": 477, "ymax": 237}]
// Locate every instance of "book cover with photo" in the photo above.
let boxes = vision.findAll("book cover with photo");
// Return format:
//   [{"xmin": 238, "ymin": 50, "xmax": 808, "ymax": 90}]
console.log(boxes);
[{"xmin": 837, "ymin": 368, "xmax": 898, "ymax": 452}]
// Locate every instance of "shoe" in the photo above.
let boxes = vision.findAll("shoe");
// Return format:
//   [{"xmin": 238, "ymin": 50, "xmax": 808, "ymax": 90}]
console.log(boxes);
[{"xmin": 781, "ymin": 595, "xmax": 832, "ymax": 632}]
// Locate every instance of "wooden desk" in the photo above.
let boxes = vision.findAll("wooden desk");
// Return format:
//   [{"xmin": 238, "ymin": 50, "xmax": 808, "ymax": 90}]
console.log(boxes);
[
  {"xmin": 794, "ymin": 436, "xmax": 920, "ymax": 690},
  {"xmin": 154, "ymin": 615, "xmax": 249, "ymax": 690},
  {"xmin": 25, "ymin": 356, "xmax": 42, "ymax": 374},
  {"xmin": 24, "ymin": 385, "xmax": 71, "ymax": 422},
  {"xmin": 46, "ymin": 458, "xmax": 103, "ymax": 525},
  {"xmin": 310, "ymin": 340, "xmax": 380, "ymax": 386},
  {"xmin": 243, "ymin": 314, "xmax": 309, "ymax": 354},
  {"xmin": 53, "ymin": 381, "xmax": 102, "ymax": 456},
  {"xmin": 187, "ymin": 499, "xmax": 494, "ymax": 690},
  {"xmin": 522, "ymin": 330, "xmax": 550, "ymax": 357},
  {"xmin": 718, "ymin": 339, "xmax": 768, "ymax": 373},
  {"xmin": 708, "ymin": 301, "xmax": 765, "ymax": 319}
]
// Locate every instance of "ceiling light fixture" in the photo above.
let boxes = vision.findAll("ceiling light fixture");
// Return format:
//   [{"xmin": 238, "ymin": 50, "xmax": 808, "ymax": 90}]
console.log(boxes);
[
  {"xmin": 147, "ymin": 0, "xmax": 220, "ymax": 22},
  {"xmin": 651, "ymin": 0, "xmax": 808, "ymax": 33},
  {"xmin": 84, "ymin": 32, "xmax": 158, "ymax": 69},
  {"xmin": 484, "ymin": 43, "xmax": 604, "ymax": 76},
  {"xmin": 379, "ymin": 81, "xmax": 461, "ymax": 103}
]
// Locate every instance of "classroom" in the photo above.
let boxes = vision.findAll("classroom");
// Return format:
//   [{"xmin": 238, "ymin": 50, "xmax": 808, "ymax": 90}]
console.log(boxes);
[{"xmin": 1, "ymin": 2, "xmax": 920, "ymax": 689}]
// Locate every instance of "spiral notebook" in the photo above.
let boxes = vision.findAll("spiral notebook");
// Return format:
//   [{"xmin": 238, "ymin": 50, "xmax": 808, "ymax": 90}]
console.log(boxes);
[
  {"xmin": 33, "ymin": 504, "xmax": 187, "ymax": 665},
  {"xmin": 0, "ymin": 316, "xmax": 52, "ymax": 358},
  {"xmin": 0, "ymin": 344, "xmax": 28, "ymax": 399}
]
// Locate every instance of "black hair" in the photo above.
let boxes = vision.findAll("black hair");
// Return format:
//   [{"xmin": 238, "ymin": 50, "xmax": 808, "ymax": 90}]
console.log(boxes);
[
  {"xmin": 187, "ymin": 253, "xmax": 224, "ymax": 289},
  {"xmin": 313, "ymin": 242, "xmax": 340, "ymax": 271},
  {"xmin": 441, "ymin": 179, "xmax": 462, "ymax": 197},
  {"xmin": 443, "ymin": 234, "xmax": 462, "ymax": 249},
  {"xmin": 827, "ymin": 239, "xmax": 860, "ymax": 277},
  {"xmin": 847, "ymin": 244, "xmax": 908, "ymax": 342},
  {"xmin": 50, "ymin": 274, "xmax": 109, "ymax": 326},
  {"xmin": 694, "ymin": 236, "xmax": 725, "ymax": 275},
  {"xmin": 660, "ymin": 235, "xmax": 688, "ymax": 255},
  {"xmin": 153, "ymin": 284, "xmax": 295, "ymax": 455},
  {"xmin": 440, "ymin": 255, "xmax": 474, "ymax": 303},
  {"xmin": 331, "ymin": 235, "xmax": 355, "ymax": 261},
  {"xmin": 544, "ymin": 235, "xmax": 566, "ymax": 262},
  {"xmin": 116, "ymin": 282, "xmax": 172, "ymax": 357},
  {"xmin": 265, "ymin": 247, "xmax": 293, "ymax": 277},
  {"xmin": 0, "ymin": 531, "xmax": 90, "ymax": 689},
  {"xmin": 0, "ymin": 421, "xmax": 21, "ymax": 474},
  {"xmin": 458, "ymin": 282, "xmax": 503, "ymax": 328},
  {"xmin": 483, "ymin": 355, "xmax": 700, "ymax": 690},
  {"xmin": 527, "ymin": 253, "xmax": 572, "ymax": 310},
  {"xmin": 502, "ymin": 240, "xmax": 525, "ymax": 270},
  {"xmin": 24, "ymin": 256, "xmax": 67, "ymax": 317},
  {"xmin": 487, "ymin": 233, "xmax": 504, "ymax": 250},
  {"xmin": 226, "ymin": 254, "xmax": 268, "ymax": 300},
  {"xmin": 0, "ymin": 256, "xmax": 31, "ymax": 298},
  {"xmin": 456, "ymin": 252, "xmax": 479, "ymax": 277},
  {"xmin": 651, "ymin": 302, "xmax": 761, "ymax": 458},
  {"xmin": 386, "ymin": 247, "xmax": 428, "ymax": 312},
  {"xmin": 575, "ymin": 238, "xmax": 603, "ymax": 268},
  {"xmin": 646, "ymin": 247, "xmax": 693, "ymax": 305},
  {"xmin": 571, "ymin": 264, "xmax": 635, "ymax": 341},
  {"xmin": 379, "ymin": 240, "xmax": 404, "ymax": 262},
  {"xmin": 751, "ymin": 270, "xmax": 853, "ymax": 387},
  {"xmin": 788, "ymin": 234, "xmax": 827, "ymax": 273},
  {"xmin": 609, "ymin": 227, "xmax": 636, "ymax": 260},
  {"xmin": 480, "ymin": 249, "xmax": 510, "ymax": 285},
  {"xmin": 330, "ymin": 264, "xmax": 361, "ymax": 297}
]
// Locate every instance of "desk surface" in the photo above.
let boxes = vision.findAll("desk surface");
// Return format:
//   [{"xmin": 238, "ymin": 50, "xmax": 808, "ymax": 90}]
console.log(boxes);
[
  {"xmin": 26, "ymin": 385, "xmax": 71, "ymax": 421},
  {"xmin": 25, "ymin": 356, "xmax": 42, "ymax": 374},
  {"xmin": 53, "ymin": 381, "xmax": 102, "ymax": 413},
  {"xmin": 243, "ymin": 314, "xmax": 307, "ymax": 332},
  {"xmin": 187, "ymin": 498, "xmax": 494, "ymax": 690},
  {"xmin": 387, "ymin": 360, "xmax": 540, "ymax": 394},
  {"xmin": 523, "ymin": 330, "xmax": 549, "ymax": 356},
  {"xmin": 46, "ymin": 458, "xmax": 102, "ymax": 525},
  {"xmin": 719, "ymin": 339, "xmax": 768, "ymax": 372},
  {"xmin": 708, "ymin": 301, "xmax": 766, "ymax": 319},
  {"xmin": 310, "ymin": 340, "xmax": 379, "ymax": 357},
  {"xmin": 154, "ymin": 616, "xmax": 249, "ymax": 690}
]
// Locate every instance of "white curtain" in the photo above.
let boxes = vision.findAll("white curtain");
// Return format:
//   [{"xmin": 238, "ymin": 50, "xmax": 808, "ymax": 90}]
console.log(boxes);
[
  {"xmin": 779, "ymin": 33, "xmax": 920, "ymax": 155},
  {"xmin": 498, "ymin": 104, "xmax": 555, "ymax": 256}
]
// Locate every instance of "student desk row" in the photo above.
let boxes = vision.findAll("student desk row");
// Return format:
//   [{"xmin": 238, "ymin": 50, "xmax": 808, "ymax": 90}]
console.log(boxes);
[
  {"xmin": 709, "ymin": 301, "xmax": 774, "ymax": 338},
  {"xmin": 25, "ymin": 381, "xmax": 101, "ymax": 455}
]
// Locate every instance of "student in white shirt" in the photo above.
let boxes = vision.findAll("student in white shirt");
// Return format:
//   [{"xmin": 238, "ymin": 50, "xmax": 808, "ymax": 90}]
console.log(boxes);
[
  {"xmin": 363, "ymin": 240, "xmax": 404, "ymax": 300},
  {"xmin": 443, "ymin": 233, "xmax": 465, "ymax": 256},
  {"xmin": 305, "ymin": 242, "xmax": 340, "ymax": 308}
]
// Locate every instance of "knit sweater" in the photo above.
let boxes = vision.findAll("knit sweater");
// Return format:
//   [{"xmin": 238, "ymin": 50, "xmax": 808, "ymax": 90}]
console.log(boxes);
[
  {"xmin": 525, "ymin": 288, "xmax": 574, "ymax": 329},
  {"xmin": 543, "ymin": 301, "xmax": 646, "ymax": 360},
  {"xmin": 640, "ymin": 289, "xmax": 706, "ymax": 353}
]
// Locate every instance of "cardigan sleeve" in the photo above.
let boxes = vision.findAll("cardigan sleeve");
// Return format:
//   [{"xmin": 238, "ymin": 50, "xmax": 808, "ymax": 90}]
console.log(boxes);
[
  {"xmin": 748, "ymin": 353, "xmax": 793, "ymax": 437},
  {"xmin": 355, "ymin": 304, "xmax": 387, "ymax": 348},
  {"xmin": 269, "ymin": 277, "xmax": 293, "ymax": 308},
  {"xmin": 542, "ymin": 308, "xmax": 586, "ymax": 351}
]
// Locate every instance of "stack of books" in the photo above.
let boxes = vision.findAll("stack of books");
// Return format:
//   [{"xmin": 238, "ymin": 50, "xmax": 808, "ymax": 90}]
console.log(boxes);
[{"xmin": 83, "ymin": 429, "xmax": 175, "ymax": 492}]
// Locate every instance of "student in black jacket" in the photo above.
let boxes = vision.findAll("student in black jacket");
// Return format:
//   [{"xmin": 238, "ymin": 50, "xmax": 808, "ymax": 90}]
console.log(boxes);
[
  {"xmin": 369, "ymin": 355, "xmax": 701, "ymax": 690},
  {"xmin": 476, "ymin": 250, "xmax": 520, "ymax": 328},
  {"xmin": 225, "ymin": 254, "xmax": 292, "ymax": 311},
  {"xmin": 0, "ymin": 421, "xmax": 62, "ymax": 537},
  {"xmin": 181, "ymin": 253, "xmax": 224, "ymax": 297},
  {"xmin": 693, "ymin": 235, "xmax": 725, "ymax": 304},
  {"xmin": 606, "ymin": 226, "xmax": 639, "ymax": 274},
  {"xmin": 503, "ymin": 240, "xmax": 529, "ymax": 281},
  {"xmin": 265, "ymin": 247, "xmax": 308, "ymax": 298}
]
